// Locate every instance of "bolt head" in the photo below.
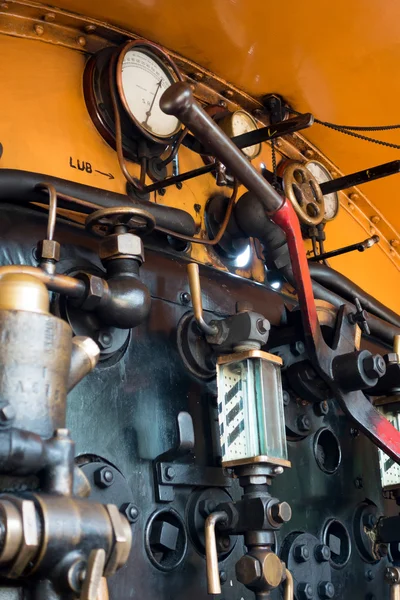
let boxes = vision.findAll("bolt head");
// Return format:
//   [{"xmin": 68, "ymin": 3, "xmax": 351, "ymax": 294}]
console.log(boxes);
[
  {"xmin": 314, "ymin": 401, "xmax": 329, "ymax": 417},
  {"xmin": 180, "ymin": 292, "xmax": 191, "ymax": 305},
  {"xmin": 256, "ymin": 318, "xmax": 270, "ymax": 335},
  {"xmin": 165, "ymin": 466, "xmax": 175, "ymax": 480},
  {"xmin": 363, "ymin": 354, "xmax": 386, "ymax": 379},
  {"xmin": 314, "ymin": 544, "xmax": 331, "ymax": 562},
  {"xmin": 219, "ymin": 570, "xmax": 227, "ymax": 584},
  {"xmin": 318, "ymin": 581, "xmax": 335, "ymax": 599},
  {"xmin": 282, "ymin": 391, "xmax": 290, "ymax": 406},
  {"xmin": 120, "ymin": 503, "xmax": 139, "ymax": 524},
  {"xmin": 297, "ymin": 415, "xmax": 311, "ymax": 432},
  {"xmin": 294, "ymin": 544, "xmax": 310, "ymax": 563},
  {"xmin": 97, "ymin": 331, "xmax": 113, "ymax": 350},
  {"xmin": 271, "ymin": 501, "xmax": 292, "ymax": 524},
  {"xmin": 297, "ymin": 582, "xmax": 314, "ymax": 600},
  {"xmin": 235, "ymin": 555, "xmax": 262, "ymax": 586},
  {"xmin": 291, "ymin": 340, "xmax": 305, "ymax": 356},
  {"xmin": 94, "ymin": 466, "xmax": 114, "ymax": 488}
]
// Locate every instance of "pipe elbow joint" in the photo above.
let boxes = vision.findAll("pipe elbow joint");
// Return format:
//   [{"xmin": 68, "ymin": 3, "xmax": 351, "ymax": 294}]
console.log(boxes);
[{"xmin": 96, "ymin": 273, "xmax": 151, "ymax": 329}]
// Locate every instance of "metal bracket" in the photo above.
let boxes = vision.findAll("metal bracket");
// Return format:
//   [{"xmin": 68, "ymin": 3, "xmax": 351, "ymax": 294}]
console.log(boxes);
[{"xmin": 153, "ymin": 412, "xmax": 232, "ymax": 502}]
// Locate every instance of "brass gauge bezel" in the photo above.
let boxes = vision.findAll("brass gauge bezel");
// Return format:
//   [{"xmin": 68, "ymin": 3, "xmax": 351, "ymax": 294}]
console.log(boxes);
[
  {"xmin": 115, "ymin": 39, "xmax": 184, "ymax": 144},
  {"xmin": 218, "ymin": 109, "xmax": 261, "ymax": 160}
]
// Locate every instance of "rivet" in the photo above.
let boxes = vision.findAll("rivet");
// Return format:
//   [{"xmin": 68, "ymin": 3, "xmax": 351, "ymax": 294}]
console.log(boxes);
[
  {"xmin": 252, "ymin": 108, "xmax": 263, "ymax": 118},
  {"xmin": 349, "ymin": 193, "xmax": 359, "ymax": 201},
  {"xmin": 275, "ymin": 139, "xmax": 282, "ymax": 147},
  {"xmin": 34, "ymin": 24, "xmax": 44, "ymax": 36},
  {"xmin": 189, "ymin": 83, "xmax": 196, "ymax": 92},
  {"xmin": 0, "ymin": 2, "xmax": 9, "ymax": 9},
  {"xmin": 303, "ymin": 148, "xmax": 314, "ymax": 159},
  {"xmin": 370, "ymin": 226, "xmax": 376, "ymax": 235},
  {"xmin": 223, "ymin": 89, "xmax": 234, "ymax": 99},
  {"xmin": 370, "ymin": 215, "xmax": 381, "ymax": 224},
  {"xmin": 331, "ymin": 171, "xmax": 339, "ymax": 178},
  {"xmin": 43, "ymin": 12, "xmax": 56, "ymax": 22},
  {"xmin": 84, "ymin": 24, "xmax": 97, "ymax": 33},
  {"xmin": 390, "ymin": 239, "xmax": 400, "ymax": 248},
  {"xmin": 193, "ymin": 71, "xmax": 204, "ymax": 81},
  {"xmin": 77, "ymin": 36, "xmax": 86, "ymax": 47},
  {"xmin": 218, "ymin": 99, "xmax": 227, "ymax": 108},
  {"xmin": 348, "ymin": 202, "xmax": 355, "ymax": 211}
]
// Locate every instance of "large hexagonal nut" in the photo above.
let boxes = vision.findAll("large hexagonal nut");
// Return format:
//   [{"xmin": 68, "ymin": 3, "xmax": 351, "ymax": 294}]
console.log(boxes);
[
  {"xmin": 36, "ymin": 239, "xmax": 60, "ymax": 261},
  {"xmin": 94, "ymin": 466, "xmax": 115, "ymax": 488},
  {"xmin": 1, "ymin": 498, "xmax": 40, "ymax": 578},
  {"xmin": 74, "ymin": 272, "xmax": 107, "ymax": 311},
  {"xmin": 99, "ymin": 233, "xmax": 144, "ymax": 263},
  {"xmin": 270, "ymin": 501, "xmax": 292, "ymax": 525},
  {"xmin": 235, "ymin": 555, "xmax": 262, "ymax": 586}
]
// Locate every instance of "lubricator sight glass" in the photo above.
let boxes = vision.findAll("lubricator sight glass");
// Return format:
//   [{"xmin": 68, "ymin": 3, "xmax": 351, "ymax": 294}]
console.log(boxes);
[{"xmin": 216, "ymin": 351, "xmax": 289, "ymax": 468}]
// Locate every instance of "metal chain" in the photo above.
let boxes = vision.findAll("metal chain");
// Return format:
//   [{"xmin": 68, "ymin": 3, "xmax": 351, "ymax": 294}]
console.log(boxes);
[
  {"xmin": 270, "ymin": 138, "xmax": 278, "ymax": 188},
  {"xmin": 287, "ymin": 107, "xmax": 400, "ymax": 150}
]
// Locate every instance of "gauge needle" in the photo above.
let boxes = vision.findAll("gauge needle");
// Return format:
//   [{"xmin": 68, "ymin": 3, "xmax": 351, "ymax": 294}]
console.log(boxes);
[{"xmin": 142, "ymin": 79, "xmax": 163, "ymax": 127}]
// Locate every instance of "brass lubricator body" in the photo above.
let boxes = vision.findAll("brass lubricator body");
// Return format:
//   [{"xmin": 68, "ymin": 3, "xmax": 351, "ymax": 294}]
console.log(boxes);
[
  {"xmin": 0, "ymin": 273, "xmax": 72, "ymax": 438},
  {"xmin": 0, "ymin": 273, "xmax": 132, "ymax": 598}
]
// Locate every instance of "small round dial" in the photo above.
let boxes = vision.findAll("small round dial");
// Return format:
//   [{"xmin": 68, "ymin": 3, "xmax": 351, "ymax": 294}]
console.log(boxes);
[
  {"xmin": 119, "ymin": 48, "xmax": 181, "ymax": 139},
  {"xmin": 220, "ymin": 110, "xmax": 261, "ymax": 160},
  {"xmin": 305, "ymin": 160, "xmax": 339, "ymax": 221}
]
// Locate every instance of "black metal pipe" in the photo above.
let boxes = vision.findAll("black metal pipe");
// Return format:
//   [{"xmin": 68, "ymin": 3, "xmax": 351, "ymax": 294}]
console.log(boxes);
[
  {"xmin": 161, "ymin": 83, "xmax": 284, "ymax": 213},
  {"xmin": 234, "ymin": 192, "xmax": 400, "ymax": 345},
  {"xmin": 0, "ymin": 169, "xmax": 196, "ymax": 236},
  {"xmin": 309, "ymin": 262, "xmax": 400, "ymax": 329}
]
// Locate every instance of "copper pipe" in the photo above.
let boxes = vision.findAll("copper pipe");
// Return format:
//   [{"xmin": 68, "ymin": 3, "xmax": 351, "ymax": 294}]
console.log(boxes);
[
  {"xmin": 0, "ymin": 266, "xmax": 86, "ymax": 299},
  {"xmin": 157, "ymin": 127, "xmax": 188, "ymax": 168},
  {"xmin": 394, "ymin": 335, "xmax": 400, "ymax": 361},
  {"xmin": 205, "ymin": 511, "xmax": 227, "ymax": 595},
  {"xmin": 109, "ymin": 50, "xmax": 145, "ymax": 193},
  {"xmin": 284, "ymin": 568, "xmax": 294, "ymax": 600},
  {"xmin": 35, "ymin": 183, "xmax": 57, "ymax": 240},
  {"xmin": 156, "ymin": 179, "xmax": 238, "ymax": 245},
  {"xmin": 187, "ymin": 263, "xmax": 218, "ymax": 336}
]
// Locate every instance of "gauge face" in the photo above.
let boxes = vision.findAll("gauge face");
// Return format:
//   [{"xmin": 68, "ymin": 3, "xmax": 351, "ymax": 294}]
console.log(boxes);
[
  {"xmin": 305, "ymin": 160, "xmax": 339, "ymax": 221},
  {"xmin": 120, "ymin": 48, "xmax": 181, "ymax": 139},
  {"xmin": 220, "ymin": 110, "xmax": 261, "ymax": 160}
]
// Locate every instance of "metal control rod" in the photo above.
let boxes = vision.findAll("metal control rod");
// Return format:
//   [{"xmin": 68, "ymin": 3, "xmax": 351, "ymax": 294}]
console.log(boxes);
[
  {"xmin": 161, "ymin": 83, "xmax": 284, "ymax": 214},
  {"xmin": 205, "ymin": 511, "xmax": 228, "ymax": 595},
  {"xmin": 320, "ymin": 159, "xmax": 400, "ymax": 195}
]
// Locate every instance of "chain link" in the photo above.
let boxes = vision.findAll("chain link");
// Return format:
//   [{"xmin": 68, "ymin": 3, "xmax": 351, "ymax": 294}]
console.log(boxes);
[{"xmin": 287, "ymin": 107, "xmax": 400, "ymax": 150}]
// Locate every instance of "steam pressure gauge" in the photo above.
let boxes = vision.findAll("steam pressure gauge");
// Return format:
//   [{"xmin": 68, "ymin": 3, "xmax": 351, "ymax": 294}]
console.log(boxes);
[
  {"xmin": 219, "ymin": 110, "xmax": 261, "ymax": 160},
  {"xmin": 84, "ymin": 40, "xmax": 183, "ymax": 162},
  {"xmin": 305, "ymin": 160, "xmax": 340, "ymax": 221}
]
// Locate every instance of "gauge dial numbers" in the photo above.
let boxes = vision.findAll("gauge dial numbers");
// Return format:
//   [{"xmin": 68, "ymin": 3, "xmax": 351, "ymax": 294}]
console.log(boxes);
[
  {"xmin": 116, "ymin": 43, "xmax": 182, "ymax": 141},
  {"xmin": 219, "ymin": 110, "xmax": 261, "ymax": 160},
  {"xmin": 305, "ymin": 160, "xmax": 340, "ymax": 222}
]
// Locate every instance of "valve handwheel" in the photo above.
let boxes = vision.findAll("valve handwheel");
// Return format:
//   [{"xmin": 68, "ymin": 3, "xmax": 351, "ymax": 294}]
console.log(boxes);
[
  {"xmin": 85, "ymin": 207, "xmax": 156, "ymax": 237},
  {"xmin": 282, "ymin": 161, "xmax": 325, "ymax": 227}
]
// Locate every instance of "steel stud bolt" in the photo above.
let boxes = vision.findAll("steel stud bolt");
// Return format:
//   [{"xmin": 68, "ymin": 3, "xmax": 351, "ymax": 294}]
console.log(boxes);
[
  {"xmin": 94, "ymin": 466, "xmax": 114, "ymax": 488},
  {"xmin": 298, "ymin": 582, "xmax": 314, "ymax": 599},
  {"xmin": 314, "ymin": 544, "xmax": 331, "ymax": 562},
  {"xmin": 318, "ymin": 581, "xmax": 335, "ymax": 599},
  {"xmin": 297, "ymin": 415, "xmax": 311, "ymax": 432},
  {"xmin": 294, "ymin": 544, "xmax": 310, "ymax": 563}
]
